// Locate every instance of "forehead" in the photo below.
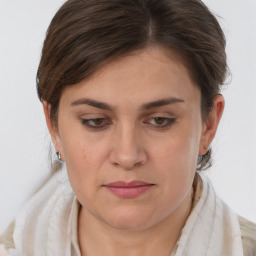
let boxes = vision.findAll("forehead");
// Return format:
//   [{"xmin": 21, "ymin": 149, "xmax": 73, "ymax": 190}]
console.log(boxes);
[{"xmin": 60, "ymin": 46, "xmax": 200, "ymax": 109}]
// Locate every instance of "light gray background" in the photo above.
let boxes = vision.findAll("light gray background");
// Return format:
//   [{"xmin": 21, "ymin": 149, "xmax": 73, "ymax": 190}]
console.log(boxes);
[{"xmin": 0, "ymin": 0, "xmax": 255, "ymax": 233}]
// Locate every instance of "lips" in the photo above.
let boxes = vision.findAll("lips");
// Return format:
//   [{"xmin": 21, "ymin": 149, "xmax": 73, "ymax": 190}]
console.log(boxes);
[{"xmin": 103, "ymin": 180, "xmax": 154, "ymax": 198}]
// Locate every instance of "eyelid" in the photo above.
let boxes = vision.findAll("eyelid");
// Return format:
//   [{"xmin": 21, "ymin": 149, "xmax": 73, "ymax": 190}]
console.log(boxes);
[
  {"xmin": 80, "ymin": 117, "xmax": 112, "ymax": 131},
  {"xmin": 79, "ymin": 114, "xmax": 176, "ymax": 131},
  {"xmin": 144, "ymin": 117, "xmax": 176, "ymax": 129}
]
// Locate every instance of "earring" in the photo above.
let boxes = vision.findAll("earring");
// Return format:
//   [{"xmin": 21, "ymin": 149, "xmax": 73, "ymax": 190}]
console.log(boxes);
[{"xmin": 56, "ymin": 151, "xmax": 63, "ymax": 162}]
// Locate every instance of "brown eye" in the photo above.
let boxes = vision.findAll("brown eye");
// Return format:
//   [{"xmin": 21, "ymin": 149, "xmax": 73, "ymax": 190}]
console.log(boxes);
[
  {"xmin": 91, "ymin": 118, "xmax": 104, "ymax": 126},
  {"xmin": 146, "ymin": 117, "xmax": 176, "ymax": 129},
  {"xmin": 81, "ymin": 118, "xmax": 111, "ymax": 130},
  {"xmin": 154, "ymin": 118, "xmax": 166, "ymax": 125}
]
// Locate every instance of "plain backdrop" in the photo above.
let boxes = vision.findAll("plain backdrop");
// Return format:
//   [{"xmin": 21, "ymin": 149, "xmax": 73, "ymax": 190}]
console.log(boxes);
[{"xmin": 0, "ymin": 0, "xmax": 255, "ymax": 234}]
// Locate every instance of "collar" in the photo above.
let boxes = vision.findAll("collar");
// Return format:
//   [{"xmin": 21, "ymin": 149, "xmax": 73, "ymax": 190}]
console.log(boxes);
[{"xmin": 71, "ymin": 199, "xmax": 81, "ymax": 256}]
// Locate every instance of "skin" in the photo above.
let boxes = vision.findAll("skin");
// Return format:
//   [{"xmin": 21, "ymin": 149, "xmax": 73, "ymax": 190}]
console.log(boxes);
[{"xmin": 44, "ymin": 46, "xmax": 224, "ymax": 256}]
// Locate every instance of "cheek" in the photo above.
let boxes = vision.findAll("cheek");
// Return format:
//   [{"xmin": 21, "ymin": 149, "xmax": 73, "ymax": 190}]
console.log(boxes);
[
  {"xmin": 60, "ymin": 133, "xmax": 109, "ymax": 200},
  {"xmin": 59, "ymin": 119, "xmax": 108, "ymax": 170},
  {"xmin": 154, "ymin": 129, "xmax": 200, "ymax": 172},
  {"xmin": 151, "ymin": 125, "xmax": 200, "ymax": 195}
]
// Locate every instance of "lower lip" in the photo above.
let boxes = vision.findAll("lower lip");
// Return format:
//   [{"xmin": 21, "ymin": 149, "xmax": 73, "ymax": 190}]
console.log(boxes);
[{"xmin": 104, "ymin": 185, "xmax": 153, "ymax": 198}]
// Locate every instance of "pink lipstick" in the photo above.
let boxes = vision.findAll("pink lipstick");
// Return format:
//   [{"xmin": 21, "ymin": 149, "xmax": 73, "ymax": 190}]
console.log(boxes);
[{"xmin": 103, "ymin": 181, "xmax": 154, "ymax": 198}]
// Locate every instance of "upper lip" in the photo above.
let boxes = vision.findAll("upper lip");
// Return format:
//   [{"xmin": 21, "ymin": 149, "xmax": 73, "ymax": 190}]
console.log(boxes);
[{"xmin": 104, "ymin": 180, "xmax": 153, "ymax": 187}]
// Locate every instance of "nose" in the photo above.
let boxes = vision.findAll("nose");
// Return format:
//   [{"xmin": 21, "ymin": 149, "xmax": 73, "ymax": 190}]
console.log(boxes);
[{"xmin": 109, "ymin": 124, "xmax": 147, "ymax": 170}]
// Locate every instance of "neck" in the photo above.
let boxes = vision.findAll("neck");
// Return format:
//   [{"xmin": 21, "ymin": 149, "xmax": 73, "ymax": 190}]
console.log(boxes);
[{"xmin": 78, "ymin": 188, "xmax": 193, "ymax": 256}]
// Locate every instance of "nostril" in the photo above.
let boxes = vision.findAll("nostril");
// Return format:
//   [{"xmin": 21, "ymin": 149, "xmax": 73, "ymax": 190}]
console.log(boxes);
[
  {"xmin": 110, "ymin": 152, "xmax": 147, "ymax": 170},
  {"xmin": 109, "ymin": 131, "xmax": 148, "ymax": 169}
]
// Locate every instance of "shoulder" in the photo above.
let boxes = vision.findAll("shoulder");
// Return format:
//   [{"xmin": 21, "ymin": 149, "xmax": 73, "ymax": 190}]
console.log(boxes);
[{"xmin": 238, "ymin": 215, "xmax": 256, "ymax": 256}]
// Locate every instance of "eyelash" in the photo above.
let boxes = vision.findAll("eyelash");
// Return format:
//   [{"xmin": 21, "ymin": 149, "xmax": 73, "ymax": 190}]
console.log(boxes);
[
  {"xmin": 80, "ymin": 117, "xmax": 176, "ymax": 131},
  {"xmin": 145, "ymin": 117, "xmax": 176, "ymax": 129},
  {"xmin": 81, "ymin": 118, "xmax": 112, "ymax": 131}
]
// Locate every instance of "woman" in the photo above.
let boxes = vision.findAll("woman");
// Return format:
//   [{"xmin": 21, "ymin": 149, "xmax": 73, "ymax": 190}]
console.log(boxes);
[{"xmin": 1, "ymin": 0, "xmax": 255, "ymax": 255}]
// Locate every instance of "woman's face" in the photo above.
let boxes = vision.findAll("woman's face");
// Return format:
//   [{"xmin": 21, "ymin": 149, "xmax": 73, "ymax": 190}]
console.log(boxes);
[{"xmin": 45, "ymin": 46, "xmax": 222, "ymax": 230}]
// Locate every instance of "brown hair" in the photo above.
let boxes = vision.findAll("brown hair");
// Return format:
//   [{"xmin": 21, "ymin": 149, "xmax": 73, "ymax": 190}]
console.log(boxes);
[{"xmin": 37, "ymin": 0, "xmax": 228, "ymax": 170}]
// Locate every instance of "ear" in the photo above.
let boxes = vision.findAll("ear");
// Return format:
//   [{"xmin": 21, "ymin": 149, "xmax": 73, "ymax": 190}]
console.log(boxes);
[
  {"xmin": 43, "ymin": 101, "xmax": 63, "ymax": 155},
  {"xmin": 199, "ymin": 94, "xmax": 225, "ymax": 155}
]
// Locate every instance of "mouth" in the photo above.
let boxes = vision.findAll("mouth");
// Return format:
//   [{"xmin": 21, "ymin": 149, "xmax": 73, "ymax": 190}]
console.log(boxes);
[{"xmin": 103, "ymin": 181, "xmax": 155, "ymax": 198}]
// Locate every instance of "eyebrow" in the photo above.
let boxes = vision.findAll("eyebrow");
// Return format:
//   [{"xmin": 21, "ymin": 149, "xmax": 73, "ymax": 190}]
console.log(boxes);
[
  {"xmin": 71, "ymin": 97, "xmax": 185, "ymax": 110},
  {"xmin": 71, "ymin": 98, "xmax": 112, "ymax": 110},
  {"xmin": 141, "ymin": 97, "xmax": 185, "ymax": 110}
]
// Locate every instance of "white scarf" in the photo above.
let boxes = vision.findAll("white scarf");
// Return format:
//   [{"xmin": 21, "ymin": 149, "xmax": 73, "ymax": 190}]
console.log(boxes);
[
  {"xmin": 173, "ymin": 173, "xmax": 244, "ymax": 256},
  {"xmin": 6, "ymin": 168, "xmax": 244, "ymax": 256},
  {"xmin": 9, "ymin": 167, "xmax": 75, "ymax": 256}
]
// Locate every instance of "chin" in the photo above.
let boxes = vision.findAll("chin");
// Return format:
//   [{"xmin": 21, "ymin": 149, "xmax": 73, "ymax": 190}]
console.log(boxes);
[{"xmin": 100, "ymin": 206, "xmax": 160, "ymax": 231}]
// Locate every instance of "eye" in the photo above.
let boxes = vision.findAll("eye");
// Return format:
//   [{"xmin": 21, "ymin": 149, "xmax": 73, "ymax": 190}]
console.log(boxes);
[
  {"xmin": 81, "ymin": 118, "xmax": 111, "ymax": 130},
  {"xmin": 146, "ymin": 117, "xmax": 176, "ymax": 129}
]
